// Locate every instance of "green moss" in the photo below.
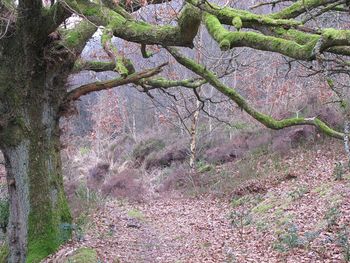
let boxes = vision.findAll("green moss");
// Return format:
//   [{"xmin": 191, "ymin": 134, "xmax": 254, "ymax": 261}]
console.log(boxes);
[
  {"xmin": 0, "ymin": 198, "xmax": 9, "ymax": 233},
  {"xmin": 61, "ymin": 21, "xmax": 96, "ymax": 50},
  {"xmin": 64, "ymin": 248, "xmax": 98, "ymax": 263},
  {"xmin": 270, "ymin": 0, "xmax": 329, "ymax": 19},
  {"xmin": 83, "ymin": 5, "xmax": 100, "ymax": 16},
  {"xmin": 204, "ymin": 12, "xmax": 315, "ymax": 59},
  {"xmin": 219, "ymin": 39, "xmax": 230, "ymax": 50},
  {"xmin": 232, "ymin": 16, "xmax": 242, "ymax": 30}
]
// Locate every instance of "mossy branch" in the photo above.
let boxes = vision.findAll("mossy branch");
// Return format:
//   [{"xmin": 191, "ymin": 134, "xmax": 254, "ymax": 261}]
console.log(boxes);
[
  {"xmin": 203, "ymin": 13, "xmax": 316, "ymax": 60},
  {"xmin": 42, "ymin": 1, "xmax": 72, "ymax": 35},
  {"xmin": 138, "ymin": 77, "xmax": 206, "ymax": 89},
  {"xmin": 187, "ymin": 0, "xmax": 301, "ymax": 28},
  {"xmin": 71, "ymin": 0, "xmax": 201, "ymax": 47},
  {"xmin": 141, "ymin": 44, "xmax": 153, "ymax": 58},
  {"xmin": 72, "ymin": 59, "xmax": 116, "ymax": 72},
  {"xmin": 59, "ymin": 19, "xmax": 97, "ymax": 54},
  {"xmin": 64, "ymin": 62, "xmax": 167, "ymax": 102},
  {"xmin": 270, "ymin": 0, "xmax": 340, "ymax": 19},
  {"xmin": 101, "ymin": 27, "xmax": 129, "ymax": 76},
  {"xmin": 166, "ymin": 47, "xmax": 344, "ymax": 139},
  {"xmin": 203, "ymin": 12, "xmax": 350, "ymax": 60}
]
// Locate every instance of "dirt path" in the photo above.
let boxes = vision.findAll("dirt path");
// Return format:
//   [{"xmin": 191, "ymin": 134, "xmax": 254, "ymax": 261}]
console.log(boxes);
[{"xmin": 44, "ymin": 194, "xmax": 234, "ymax": 263}]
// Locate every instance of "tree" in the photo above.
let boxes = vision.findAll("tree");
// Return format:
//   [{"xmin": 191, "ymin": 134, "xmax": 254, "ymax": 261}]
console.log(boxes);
[{"xmin": 0, "ymin": 0, "xmax": 349, "ymax": 261}]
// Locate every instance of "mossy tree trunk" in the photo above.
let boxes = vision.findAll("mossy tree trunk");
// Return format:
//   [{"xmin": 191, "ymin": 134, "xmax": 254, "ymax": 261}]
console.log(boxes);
[
  {"xmin": 0, "ymin": 32, "xmax": 72, "ymax": 262},
  {"xmin": 1, "ymin": 106, "xmax": 71, "ymax": 263}
]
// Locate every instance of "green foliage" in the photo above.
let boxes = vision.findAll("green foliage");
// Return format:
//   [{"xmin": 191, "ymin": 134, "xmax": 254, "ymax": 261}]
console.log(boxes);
[
  {"xmin": 231, "ymin": 194, "xmax": 263, "ymax": 209},
  {"xmin": 0, "ymin": 198, "xmax": 9, "ymax": 234},
  {"xmin": 230, "ymin": 210, "xmax": 252, "ymax": 227},
  {"xmin": 252, "ymin": 199, "xmax": 275, "ymax": 214},
  {"xmin": 273, "ymin": 224, "xmax": 305, "ymax": 252},
  {"xmin": 229, "ymin": 208, "xmax": 252, "ymax": 240}
]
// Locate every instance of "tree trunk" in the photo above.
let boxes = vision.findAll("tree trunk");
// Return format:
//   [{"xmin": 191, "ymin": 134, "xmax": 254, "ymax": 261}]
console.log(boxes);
[
  {"xmin": 0, "ymin": 42, "xmax": 72, "ymax": 261},
  {"xmin": 1, "ymin": 99, "xmax": 71, "ymax": 262},
  {"xmin": 189, "ymin": 100, "xmax": 200, "ymax": 169}
]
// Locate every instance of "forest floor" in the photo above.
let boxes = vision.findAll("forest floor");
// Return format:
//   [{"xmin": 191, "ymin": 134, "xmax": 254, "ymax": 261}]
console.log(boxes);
[{"xmin": 39, "ymin": 141, "xmax": 350, "ymax": 262}]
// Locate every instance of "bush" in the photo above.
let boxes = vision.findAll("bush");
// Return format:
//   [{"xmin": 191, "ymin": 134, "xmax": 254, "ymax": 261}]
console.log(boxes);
[
  {"xmin": 273, "ymin": 223, "xmax": 305, "ymax": 252},
  {"xmin": 145, "ymin": 146, "xmax": 188, "ymax": 170},
  {"xmin": 87, "ymin": 163, "xmax": 109, "ymax": 191},
  {"xmin": 132, "ymin": 138, "xmax": 165, "ymax": 165},
  {"xmin": 101, "ymin": 169, "xmax": 144, "ymax": 202}
]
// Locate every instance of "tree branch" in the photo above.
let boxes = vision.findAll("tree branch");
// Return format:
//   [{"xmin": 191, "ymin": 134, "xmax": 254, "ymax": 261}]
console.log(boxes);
[
  {"xmin": 59, "ymin": 19, "xmax": 97, "ymax": 55},
  {"xmin": 101, "ymin": 27, "xmax": 130, "ymax": 76},
  {"xmin": 42, "ymin": 1, "xmax": 72, "ymax": 35},
  {"xmin": 72, "ymin": 59, "xmax": 116, "ymax": 72},
  {"xmin": 203, "ymin": 12, "xmax": 316, "ymax": 60},
  {"xmin": 64, "ymin": 62, "xmax": 167, "ymax": 102},
  {"xmin": 166, "ymin": 47, "xmax": 344, "ymax": 139},
  {"xmin": 270, "ymin": 0, "xmax": 340, "ymax": 19},
  {"xmin": 71, "ymin": 0, "xmax": 201, "ymax": 47}
]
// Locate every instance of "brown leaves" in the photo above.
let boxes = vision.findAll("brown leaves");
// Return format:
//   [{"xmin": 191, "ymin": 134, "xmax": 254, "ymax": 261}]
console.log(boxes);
[{"xmin": 44, "ymin": 140, "xmax": 350, "ymax": 262}]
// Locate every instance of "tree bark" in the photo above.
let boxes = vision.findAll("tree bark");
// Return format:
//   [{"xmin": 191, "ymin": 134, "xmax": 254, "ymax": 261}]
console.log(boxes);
[
  {"xmin": 0, "ymin": 35, "xmax": 73, "ymax": 261},
  {"xmin": 1, "ymin": 95, "xmax": 71, "ymax": 263}
]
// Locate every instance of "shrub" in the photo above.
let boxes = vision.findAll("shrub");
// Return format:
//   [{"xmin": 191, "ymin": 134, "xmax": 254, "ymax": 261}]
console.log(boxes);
[
  {"xmin": 145, "ymin": 146, "xmax": 188, "ymax": 170},
  {"xmin": 101, "ymin": 169, "xmax": 144, "ymax": 202},
  {"xmin": 202, "ymin": 136, "xmax": 248, "ymax": 164},
  {"xmin": 273, "ymin": 223, "xmax": 305, "ymax": 252},
  {"xmin": 132, "ymin": 138, "xmax": 165, "ymax": 165},
  {"xmin": 158, "ymin": 165, "xmax": 193, "ymax": 193},
  {"xmin": 87, "ymin": 163, "xmax": 109, "ymax": 191}
]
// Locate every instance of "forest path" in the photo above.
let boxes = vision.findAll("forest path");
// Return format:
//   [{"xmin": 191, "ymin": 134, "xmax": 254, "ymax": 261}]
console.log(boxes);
[{"xmin": 44, "ymin": 194, "xmax": 235, "ymax": 263}]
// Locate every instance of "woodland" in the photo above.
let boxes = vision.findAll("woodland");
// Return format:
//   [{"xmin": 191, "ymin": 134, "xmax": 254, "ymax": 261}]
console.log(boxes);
[{"xmin": 0, "ymin": 0, "xmax": 350, "ymax": 262}]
